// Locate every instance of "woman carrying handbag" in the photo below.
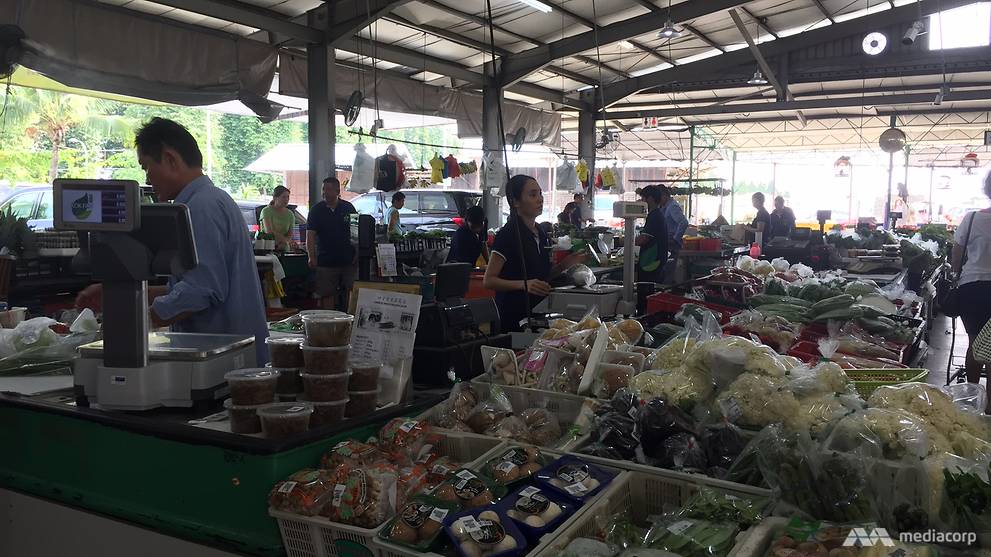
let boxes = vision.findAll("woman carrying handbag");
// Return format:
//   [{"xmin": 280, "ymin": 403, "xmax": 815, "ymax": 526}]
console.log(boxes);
[{"xmin": 951, "ymin": 172, "xmax": 991, "ymax": 405}]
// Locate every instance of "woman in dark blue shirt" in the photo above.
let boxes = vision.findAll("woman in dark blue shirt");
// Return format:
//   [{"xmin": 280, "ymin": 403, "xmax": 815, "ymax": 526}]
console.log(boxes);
[
  {"xmin": 483, "ymin": 175, "xmax": 585, "ymax": 333},
  {"xmin": 447, "ymin": 205, "xmax": 489, "ymax": 266}
]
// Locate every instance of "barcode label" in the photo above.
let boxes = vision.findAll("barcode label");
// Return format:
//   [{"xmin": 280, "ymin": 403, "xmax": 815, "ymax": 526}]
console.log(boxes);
[
  {"xmin": 565, "ymin": 482, "xmax": 587, "ymax": 495},
  {"xmin": 455, "ymin": 470, "xmax": 476, "ymax": 480},
  {"xmin": 332, "ymin": 484, "xmax": 346, "ymax": 507},
  {"xmin": 278, "ymin": 481, "xmax": 297, "ymax": 494},
  {"xmin": 667, "ymin": 520, "xmax": 695, "ymax": 535},
  {"xmin": 519, "ymin": 486, "xmax": 541, "ymax": 497},
  {"xmin": 429, "ymin": 508, "xmax": 449, "ymax": 522}
]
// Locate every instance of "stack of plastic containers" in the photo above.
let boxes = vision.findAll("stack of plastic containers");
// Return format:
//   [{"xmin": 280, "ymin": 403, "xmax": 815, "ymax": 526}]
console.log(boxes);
[{"xmin": 301, "ymin": 312, "xmax": 354, "ymax": 426}]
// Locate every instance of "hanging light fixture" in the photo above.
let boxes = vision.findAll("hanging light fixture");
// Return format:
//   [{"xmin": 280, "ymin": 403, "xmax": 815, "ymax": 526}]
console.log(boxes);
[
  {"xmin": 657, "ymin": 0, "xmax": 681, "ymax": 39},
  {"xmin": 747, "ymin": 69, "xmax": 768, "ymax": 85}
]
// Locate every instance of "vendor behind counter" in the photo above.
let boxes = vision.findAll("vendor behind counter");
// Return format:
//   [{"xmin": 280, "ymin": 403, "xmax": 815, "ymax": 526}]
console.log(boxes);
[{"xmin": 483, "ymin": 175, "xmax": 585, "ymax": 333}]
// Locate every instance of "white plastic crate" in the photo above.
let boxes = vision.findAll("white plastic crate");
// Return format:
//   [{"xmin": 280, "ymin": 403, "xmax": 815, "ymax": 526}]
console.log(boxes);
[
  {"xmin": 420, "ymin": 383, "xmax": 598, "ymax": 451},
  {"xmin": 270, "ymin": 432, "xmax": 504, "ymax": 557},
  {"xmin": 270, "ymin": 508, "xmax": 385, "ymax": 557},
  {"xmin": 530, "ymin": 470, "xmax": 774, "ymax": 557}
]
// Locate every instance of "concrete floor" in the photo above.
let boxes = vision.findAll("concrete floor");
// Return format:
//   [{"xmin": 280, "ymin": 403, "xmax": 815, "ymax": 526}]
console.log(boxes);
[{"xmin": 924, "ymin": 313, "xmax": 971, "ymax": 386}]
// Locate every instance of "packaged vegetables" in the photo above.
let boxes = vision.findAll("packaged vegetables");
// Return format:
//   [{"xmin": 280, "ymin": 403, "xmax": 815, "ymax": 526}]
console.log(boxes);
[{"xmin": 446, "ymin": 508, "xmax": 527, "ymax": 557}]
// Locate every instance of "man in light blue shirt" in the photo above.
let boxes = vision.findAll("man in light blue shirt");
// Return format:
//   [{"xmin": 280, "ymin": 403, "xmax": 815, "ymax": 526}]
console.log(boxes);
[
  {"xmin": 658, "ymin": 185, "xmax": 689, "ymax": 282},
  {"xmin": 76, "ymin": 118, "xmax": 269, "ymax": 364}
]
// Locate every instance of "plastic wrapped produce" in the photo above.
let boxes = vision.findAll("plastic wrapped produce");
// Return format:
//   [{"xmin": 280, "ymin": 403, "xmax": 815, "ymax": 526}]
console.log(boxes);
[
  {"xmin": 601, "ymin": 350, "xmax": 645, "ymax": 372},
  {"xmin": 519, "ymin": 408, "xmax": 561, "ymax": 446},
  {"xmin": 445, "ymin": 508, "xmax": 527, "ymax": 557},
  {"xmin": 795, "ymin": 393, "xmax": 855, "ymax": 438},
  {"xmin": 582, "ymin": 389, "xmax": 639, "ymax": 461},
  {"xmin": 676, "ymin": 487, "xmax": 767, "ymax": 528},
  {"xmin": 684, "ymin": 336, "xmax": 789, "ymax": 391},
  {"xmin": 630, "ymin": 368, "xmax": 714, "ymax": 412},
  {"xmin": 825, "ymin": 408, "xmax": 933, "ymax": 460},
  {"xmin": 269, "ymin": 469, "xmax": 336, "ymax": 516},
  {"xmin": 613, "ymin": 319, "xmax": 645, "ymax": 345},
  {"xmin": 434, "ymin": 382, "xmax": 481, "ymax": 429},
  {"xmin": 498, "ymin": 484, "xmax": 573, "ymax": 542},
  {"xmin": 483, "ymin": 445, "xmax": 547, "ymax": 485},
  {"xmin": 868, "ymin": 382, "xmax": 989, "ymax": 442},
  {"xmin": 379, "ymin": 418, "xmax": 436, "ymax": 463},
  {"xmin": 535, "ymin": 455, "xmax": 615, "ymax": 503},
  {"xmin": 594, "ymin": 363, "xmax": 635, "ymax": 399},
  {"xmin": 558, "ymin": 538, "xmax": 617, "ymax": 557},
  {"xmin": 785, "ymin": 361, "xmax": 852, "ymax": 398},
  {"xmin": 716, "ymin": 373, "xmax": 799, "ymax": 429},
  {"xmin": 943, "ymin": 382, "xmax": 989, "ymax": 414},
  {"xmin": 485, "ymin": 415, "xmax": 531, "ymax": 443},
  {"xmin": 700, "ymin": 421, "xmax": 748, "ymax": 473},
  {"xmin": 655, "ymin": 432, "xmax": 706, "ymax": 470},
  {"xmin": 531, "ymin": 345, "xmax": 581, "ymax": 394},
  {"xmin": 642, "ymin": 515, "xmax": 739, "ymax": 557},
  {"xmin": 431, "ymin": 469, "xmax": 506, "ymax": 509},
  {"xmin": 379, "ymin": 496, "xmax": 458, "ymax": 551},
  {"xmin": 466, "ymin": 386, "xmax": 514, "ymax": 433},
  {"xmin": 321, "ymin": 439, "xmax": 387, "ymax": 468},
  {"xmin": 484, "ymin": 346, "xmax": 526, "ymax": 385},
  {"xmin": 636, "ymin": 398, "xmax": 696, "ymax": 461},
  {"xmin": 322, "ymin": 463, "xmax": 399, "ymax": 528}
]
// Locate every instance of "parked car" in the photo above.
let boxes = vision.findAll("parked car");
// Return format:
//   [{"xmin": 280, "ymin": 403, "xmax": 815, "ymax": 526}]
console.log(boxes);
[
  {"xmin": 235, "ymin": 200, "xmax": 308, "ymax": 244},
  {"xmin": 349, "ymin": 188, "xmax": 483, "ymax": 232},
  {"xmin": 0, "ymin": 185, "xmax": 156, "ymax": 230}
]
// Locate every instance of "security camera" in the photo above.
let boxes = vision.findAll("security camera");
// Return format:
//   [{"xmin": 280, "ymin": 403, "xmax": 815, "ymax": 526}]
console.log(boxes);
[{"xmin": 902, "ymin": 20, "xmax": 925, "ymax": 45}]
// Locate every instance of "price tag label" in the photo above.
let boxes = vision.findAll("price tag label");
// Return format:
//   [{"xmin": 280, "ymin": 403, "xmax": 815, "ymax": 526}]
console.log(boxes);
[
  {"xmin": 429, "ymin": 508, "xmax": 450, "ymax": 522},
  {"xmin": 519, "ymin": 486, "xmax": 541, "ymax": 497},
  {"xmin": 461, "ymin": 517, "xmax": 481, "ymax": 533},
  {"xmin": 332, "ymin": 484, "xmax": 346, "ymax": 507},
  {"xmin": 400, "ymin": 420, "xmax": 417, "ymax": 432},
  {"xmin": 278, "ymin": 481, "xmax": 297, "ymax": 494},
  {"xmin": 455, "ymin": 470, "xmax": 476, "ymax": 481},
  {"xmin": 667, "ymin": 520, "xmax": 695, "ymax": 535},
  {"xmin": 565, "ymin": 482, "xmax": 587, "ymax": 496}
]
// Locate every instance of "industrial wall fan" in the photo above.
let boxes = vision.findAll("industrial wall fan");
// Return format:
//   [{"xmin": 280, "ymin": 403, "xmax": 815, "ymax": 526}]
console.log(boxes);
[
  {"xmin": 343, "ymin": 90, "xmax": 363, "ymax": 127},
  {"xmin": 0, "ymin": 25, "xmax": 25, "ymax": 79},
  {"xmin": 879, "ymin": 127, "xmax": 907, "ymax": 153}
]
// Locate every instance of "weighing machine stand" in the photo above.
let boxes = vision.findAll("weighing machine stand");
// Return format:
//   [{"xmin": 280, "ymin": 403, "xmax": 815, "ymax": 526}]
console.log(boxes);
[
  {"xmin": 614, "ymin": 201, "xmax": 647, "ymax": 316},
  {"xmin": 54, "ymin": 179, "xmax": 256, "ymax": 411}
]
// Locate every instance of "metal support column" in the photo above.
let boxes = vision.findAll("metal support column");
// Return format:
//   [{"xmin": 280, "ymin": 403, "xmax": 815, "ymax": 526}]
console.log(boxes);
[
  {"xmin": 578, "ymin": 90, "xmax": 597, "ymax": 219},
  {"xmin": 928, "ymin": 166, "xmax": 935, "ymax": 224},
  {"xmin": 482, "ymin": 66, "xmax": 505, "ymax": 228},
  {"xmin": 729, "ymin": 151, "xmax": 737, "ymax": 224},
  {"xmin": 884, "ymin": 115, "xmax": 897, "ymax": 229},
  {"xmin": 307, "ymin": 11, "xmax": 335, "ymax": 207},
  {"xmin": 903, "ymin": 144, "xmax": 911, "ymax": 223},
  {"xmin": 687, "ymin": 126, "xmax": 695, "ymax": 220}
]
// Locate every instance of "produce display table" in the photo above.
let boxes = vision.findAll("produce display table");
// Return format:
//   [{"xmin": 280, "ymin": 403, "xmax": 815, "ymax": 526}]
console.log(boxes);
[{"xmin": 0, "ymin": 389, "xmax": 441, "ymax": 557}]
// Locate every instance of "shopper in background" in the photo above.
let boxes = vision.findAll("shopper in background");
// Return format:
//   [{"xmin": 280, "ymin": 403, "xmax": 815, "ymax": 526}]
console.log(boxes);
[
  {"xmin": 572, "ymin": 192, "xmax": 592, "ymax": 229},
  {"xmin": 448, "ymin": 205, "xmax": 489, "ymax": 267},
  {"xmin": 260, "ymin": 185, "xmax": 297, "ymax": 251},
  {"xmin": 635, "ymin": 185, "xmax": 669, "ymax": 283},
  {"xmin": 75, "ymin": 117, "xmax": 269, "ymax": 364},
  {"xmin": 953, "ymin": 172, "xmax": 991, "ymax": 406},
  {"xmin": 769, "ymin": 195, "xmax": 796, "ymax": 239},
  {"xmin": 385, "ymin": 191, "xmax": 406, "ymax": 236},
  {"xmin": 894, "ymin": 182, "xmax": 916, "ymax": 226},
  {"xmin": 658, "ymin": 185, "xmax": 689, "ymax": 282},
  {"xmin": 749, "ymin": 192, "xmax": 771, "ymax": 245},
  {"xmin": 484, "ymin": 175, "xmax": 586, "ymax": 333},
  {"xmin": 558, "ymin": 202, "xmax": 579, "ymax": 226},
  {"xmin": 307, "ymin": 177, "xmax": 357, "ymax": 311}
]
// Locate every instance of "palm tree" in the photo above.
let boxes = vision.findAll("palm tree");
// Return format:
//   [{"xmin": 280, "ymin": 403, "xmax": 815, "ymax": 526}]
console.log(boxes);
[{"xmin": 3, "ymin": 87, "xmax": 131, "ymax": 181}]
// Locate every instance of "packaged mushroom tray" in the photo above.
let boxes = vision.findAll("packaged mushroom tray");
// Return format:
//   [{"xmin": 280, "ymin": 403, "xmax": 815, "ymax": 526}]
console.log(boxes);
[{"xmin": 422, "ymin": 381, "xmax": 598, "ymax": 451}]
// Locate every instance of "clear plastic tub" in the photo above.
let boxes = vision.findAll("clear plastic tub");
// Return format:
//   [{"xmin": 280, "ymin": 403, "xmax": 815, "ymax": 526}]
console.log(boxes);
[
  {"xmin": 273, "ymin": 366, "xmax": 302, "ymax": 394},
  {"xmin": 224, "ymin": 368, "xmax": 280, "ymax": 405},
  {"xmin": 346, "ymin": 389, "xmax": 380, "ymax": 418},
  {"xmin": 301, "ymin": 371, "xmax": 350, "ymax": 402},
  {"xmin": 307, "ymin": 398, "xmax": 349, "ymax": 428},
  {"xmin": 349, "ymin": 359, "xmax": 382, "ymax": 391},
  {"xmin": 258, "ymin": 402, "xmax": 313, "ymax": 439},
  {"xmin": 266, "ymin": 336, "xmax": 305, "ymax": 368},
  {"xmin": 223, "ymin": 398, "xmax": 264, "ymax": 434},
  {"xmin": 302, "ymin": 313, "xmax": 354, "ymax": 347},
  {"xmin": 302, "ymin": 344, "xmax": 350, "ymax": 374}
]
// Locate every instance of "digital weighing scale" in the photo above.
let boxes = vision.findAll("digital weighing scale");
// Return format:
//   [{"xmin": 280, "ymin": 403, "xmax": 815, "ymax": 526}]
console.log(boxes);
[
  {"xmin": 54, "ymin": 179, "xmax": 256, "ymax": 411},
  {"xmin": 533, "ymin": 201, "xmax": 646, "ymax": 320}
]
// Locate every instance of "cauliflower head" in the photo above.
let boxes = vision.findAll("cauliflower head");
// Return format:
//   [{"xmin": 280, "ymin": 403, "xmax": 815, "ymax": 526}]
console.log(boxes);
[
  {"xmin": 868, "ymin": 382, "xmax": 989, "ymax": 442},
  {"xmin": 717, "ymin": 373, "xmax": 800, "ymax": 429},
  {"xmin": 650, "ymin": 337, "xmax": 697, "ymax": 372},
  {"xmin": 631, "ymin": 368, "xmax": 714, "ymax": 410}
]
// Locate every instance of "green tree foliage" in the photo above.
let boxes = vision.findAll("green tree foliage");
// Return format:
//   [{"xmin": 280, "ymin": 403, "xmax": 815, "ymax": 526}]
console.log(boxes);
[{"xmin": 217, "ymin": 114, "xmax": 306, "ymax": 198}]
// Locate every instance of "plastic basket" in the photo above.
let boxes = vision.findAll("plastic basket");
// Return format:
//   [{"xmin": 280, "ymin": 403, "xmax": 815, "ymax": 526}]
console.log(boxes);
[
  {"xmin": 431, "ymin": 431, "xmax": 508, "ymax": 468},
  {"xmin": 845, "ymin": 368, "xmax": 929, "ymax": 398},
  {"xmin": 530, "ymin": 470, "xmax": 773, "ymax": 557},
  {"xmin": 269, "ymin": 508, "xmax": 384, "ymax": 557}
]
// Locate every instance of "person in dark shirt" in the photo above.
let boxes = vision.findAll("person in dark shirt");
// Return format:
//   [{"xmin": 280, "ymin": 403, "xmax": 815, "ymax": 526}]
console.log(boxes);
[
  {"xmin": 447, "ymin": 205, "xmax": 489, "ymax": 266},
  {"xmin": 634, "ymin": 185, "xmax": 669, "ymax": 283},
  {"xmin": 483, "ymin": 175, "xmax": 586, "ymax": 333},
  {"xmin": 306, "ymin": 177, "xmax": 357, "ymax": 310},
  {"xmin": 558, "ymin": 202, "xmax": 578, "ymax": 226},
  {"xmin": 571, "ymin": 193, "xmax": 588, "ymax": 228},
  {"xmin": 769, "ymin": 195, "xmax": 797, "ymax": 238},
  {"xmin": 749, "ymin": 192, "xmax": 771, "ymax": 245}
]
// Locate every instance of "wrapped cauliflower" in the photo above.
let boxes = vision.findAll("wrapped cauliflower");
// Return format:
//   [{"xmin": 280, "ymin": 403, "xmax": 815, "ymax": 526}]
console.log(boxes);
[
  {"xmin": 631, "ymin": 368, "xmax": 714, "ymax": 411},
  {"xmin": 650, "ymin": 336, "xmax": 697, "ymax": 371},
  {"xmin": 868, "ymin": 382, "xmax": 990, "ymax": 442},
  {"xmin": 786, "ymin": 362, "xmax": 853, "ymax": 398},
  {"xmin": 716, "ymin": 373, "xmax": 800, "ymax": 429},
  {"xmin": 795, "ymin": 394, "xmax": 852, "ymax": 438},
  {"xmin": 825, "ymin": 408, "xmax": 933, "ymax": 460},
  {"xmin": 684, "ymin": 336, "xmax": 789, "ymax": 391}
]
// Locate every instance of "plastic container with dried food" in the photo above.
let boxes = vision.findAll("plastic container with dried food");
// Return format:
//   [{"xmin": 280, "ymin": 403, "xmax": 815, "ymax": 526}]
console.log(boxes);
[
  {"xmin": 223, "ymin": 398, "xmax": 264, "ymax": 434},
  {"xmin": 302, "ymin": 344, "xmax": 350, "ymax": 374},
  {"xmin": 258, "ymin": 402, "xmax": 313, "ymax": 439},
  {"xmin": 346, "ymin": 388, "xmax": 380, "ymax": 418},
  {"xmin": 307, "ymin": 398, "xmax": 349, "ymax": 428},
  {"xmin": 301, "ymin": 371, "xmax": 350, "ymax": 401},
  {"xmin": 302, "ymin": 313, "xmax": 354, "ymax": 347},
  {"xmin": 349, "ymin": 358, "xmax": 382, "ymax": 391},
  {"xmin": 271, "ymin": 366, "xmax": 302, "ymax": 394},
  {"xmin": 266, "ymin": 335, "xmax": 305, "ymax": 368},
  {"xmin": 224, "ymin": 368, "xmax": 280, "ymax": 405}
]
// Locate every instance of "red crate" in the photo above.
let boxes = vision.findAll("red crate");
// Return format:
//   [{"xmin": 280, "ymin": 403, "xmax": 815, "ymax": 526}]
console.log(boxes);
[
  {"xmin": 699, "ymin": 238, "xmax": 722, "ymax": 251},
  {"xmin": 645, "ymin": 292, "xmax": 740, "ymax": 324}
]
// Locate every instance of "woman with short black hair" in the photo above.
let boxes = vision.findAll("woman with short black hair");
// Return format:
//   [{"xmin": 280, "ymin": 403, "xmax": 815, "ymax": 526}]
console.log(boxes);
[{"xmin": 483, "ymin": 175, "xmax": 585, "ymax": 333}]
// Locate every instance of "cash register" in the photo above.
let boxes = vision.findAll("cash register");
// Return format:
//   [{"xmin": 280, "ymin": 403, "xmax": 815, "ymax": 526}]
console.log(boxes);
[{"xmin": 57, "ymin": 179, "xmax": 256, "ymax": 411}]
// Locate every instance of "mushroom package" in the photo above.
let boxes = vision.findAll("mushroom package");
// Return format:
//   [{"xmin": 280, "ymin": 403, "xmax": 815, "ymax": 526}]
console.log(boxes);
[
  {"xmin": 445, "ymin": 508, "xmax": 527, "ymax": 557},
  {"xmin": 534, "ymin": 455, "xmax": 616, "ymax": 503},
  {"xmin": 497, "ymin": 485, "xmax": 573, "ymax": 541}
]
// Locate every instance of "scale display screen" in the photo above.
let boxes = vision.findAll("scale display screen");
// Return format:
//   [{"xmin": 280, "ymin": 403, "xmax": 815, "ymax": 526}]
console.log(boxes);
[{"xmin": 53, "ymin": 179, "xmax": 140, "ymax": 232}]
